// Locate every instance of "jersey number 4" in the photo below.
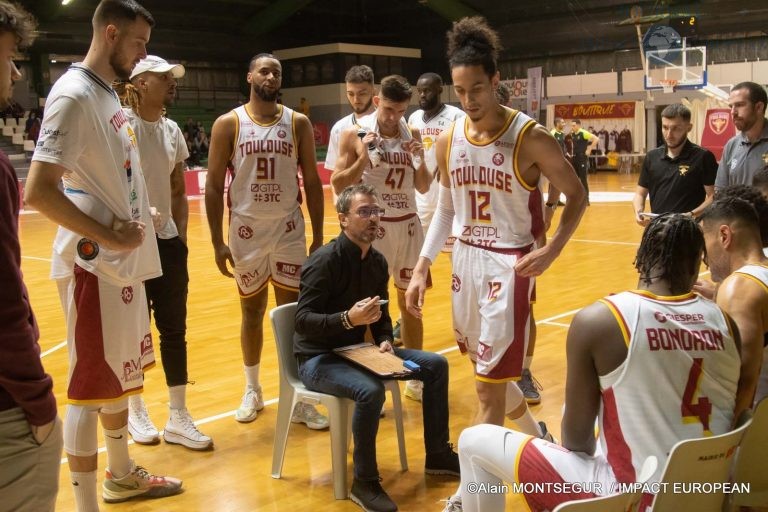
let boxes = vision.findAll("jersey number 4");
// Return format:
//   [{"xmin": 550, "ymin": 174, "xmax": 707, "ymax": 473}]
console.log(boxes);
[{"xmin": 681, "ymin": 357, "xmax": 712, "ymax": 432}]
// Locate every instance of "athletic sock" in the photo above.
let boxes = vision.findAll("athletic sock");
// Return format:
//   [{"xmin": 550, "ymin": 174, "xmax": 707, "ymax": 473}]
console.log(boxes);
[
  {"xmin": 168, "ymin": 384, "xmax": 186, "ymax": 410},
  {"xmin": 71, "ymin": 470, "xmax": 99, "ymax": 512},
  {"xmin": 244, "ymin": 364, "xmax": 260, "ymax": 389},
  {"xmin": 103, "ymin": 425, "xmax": 131, "ymax": 477},
  {"xmin": 523, "ymin": 356, "xmax": 533, "ymax": 370}
]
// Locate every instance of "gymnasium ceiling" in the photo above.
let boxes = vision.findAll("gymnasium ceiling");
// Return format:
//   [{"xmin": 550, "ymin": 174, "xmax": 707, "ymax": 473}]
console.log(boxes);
[{"xmin": 24, "ymin": 0, "xmax": 768, "ymax": 68}]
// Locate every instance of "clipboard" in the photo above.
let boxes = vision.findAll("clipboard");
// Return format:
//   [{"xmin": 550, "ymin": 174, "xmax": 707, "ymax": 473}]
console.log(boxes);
[{"xmin": 333, "ymin": 342, "xmax": 413, "ymax": 378}]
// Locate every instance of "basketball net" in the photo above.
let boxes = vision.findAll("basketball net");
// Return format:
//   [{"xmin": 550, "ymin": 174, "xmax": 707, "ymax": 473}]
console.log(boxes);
[{"xmin": 660, "ymin": 79, "xmax": 678, "ymax": 94}]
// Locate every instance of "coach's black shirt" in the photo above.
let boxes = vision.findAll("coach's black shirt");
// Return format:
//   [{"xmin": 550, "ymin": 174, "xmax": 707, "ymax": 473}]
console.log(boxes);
[
  {"xmin": 294, "ymin": 231, "xmax": 393, "ymax": 356},
  {"xmin": 638, "ymin": 139, "xmax": 717, "ymax": 214}
]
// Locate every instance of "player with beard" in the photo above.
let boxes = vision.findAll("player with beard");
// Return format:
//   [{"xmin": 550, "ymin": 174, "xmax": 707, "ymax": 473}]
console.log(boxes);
[
  {"xmin": 716, "ymin": 81, "xmax": 768, "ymax": 188},
  {"xmin": 115, "ymin": 55, "xmax": 213, "ymax": 450},
  {"xmin": 26, "ymin": 1, "xmax": 183, "ymax": 509},
  {"xmin": 633, "ymin": 103, "xmax": 717, "ymax": 225},
  {"xmin": 326, "ymin": 65, "xmax": 376, "ymax": 199},
  {"xmin": 205, "ymin": 53, "xmax": 327, "ymax": 429},
  {"xmin": 408, "ymin": 73, "xmax": 463, "ymax": 237}
]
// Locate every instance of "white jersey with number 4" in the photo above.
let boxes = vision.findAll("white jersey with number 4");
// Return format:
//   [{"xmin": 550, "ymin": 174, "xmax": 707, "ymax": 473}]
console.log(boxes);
[
  {"xmin": 446, "ymin": 107, "xmax": 544, "ymax": 250},
  {"xmin": 229, "ymin": 104, "xmax": 301, "ymax": 220},
  {"xmin": 597, "ymin": 290, "xmax": 740, "ymax": 484}
]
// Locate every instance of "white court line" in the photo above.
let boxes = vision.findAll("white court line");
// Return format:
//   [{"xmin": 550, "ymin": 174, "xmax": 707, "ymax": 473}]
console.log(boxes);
[
  {"xmin": 41, "ymin": 341, "xmax": 66, "ymax": 358},
  {"xmin": 541, "ymin": 321, "xmax": 571, "ymax": 328},
  {"xmin": 22, "ymin": 255, "xmax": 52, "ymax": 262}
]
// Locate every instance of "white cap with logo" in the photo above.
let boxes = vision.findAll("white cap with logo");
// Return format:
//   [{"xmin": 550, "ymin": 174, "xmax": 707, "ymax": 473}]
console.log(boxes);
[{"xmin": 130, "ymin": 55, "xmax": 185, "ymax": 80}]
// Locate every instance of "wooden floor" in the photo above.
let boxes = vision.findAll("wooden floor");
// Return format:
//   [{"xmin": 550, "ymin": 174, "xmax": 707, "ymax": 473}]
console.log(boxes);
[{"xmin": 20, "ymin": 171, "xmax": 649, "ymax": 511}]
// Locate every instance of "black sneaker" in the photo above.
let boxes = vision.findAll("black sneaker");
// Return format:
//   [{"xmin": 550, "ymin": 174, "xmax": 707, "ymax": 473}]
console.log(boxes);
[
  {"xmin": 425, "ymin": 445, "xmax": 460, "ymax": 477},
  {"xmin": 538, "ymin": 421, "xmax": 557, "ymax": 443},
  {"xmin": 517, "ymin": 369, "xmax": 542, "ymax": 405},
  {"xmin": 350, "ymin": 478, "xmax": 398, "ymax": 512}
]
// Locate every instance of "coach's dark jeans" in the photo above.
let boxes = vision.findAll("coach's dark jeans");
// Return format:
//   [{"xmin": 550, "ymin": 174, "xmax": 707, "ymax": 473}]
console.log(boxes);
[
  {"xmin": 145, "ymin": 236, "xmax": 189, "ymax": 387},
  {"xmin": 298, "ymin": 348, "xmax": 450, "ymax": 481}
]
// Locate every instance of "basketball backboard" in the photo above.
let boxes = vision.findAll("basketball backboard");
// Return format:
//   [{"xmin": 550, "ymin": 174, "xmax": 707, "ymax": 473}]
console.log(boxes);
[{"xmin": 644, "ymin": 46, "xmax": 707, "ymax": 91}]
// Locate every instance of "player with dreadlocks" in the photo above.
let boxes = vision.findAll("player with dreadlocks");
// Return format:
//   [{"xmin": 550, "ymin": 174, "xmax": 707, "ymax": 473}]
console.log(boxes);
[
  {"xmin": 441, "ymin": 213, "xmax": 745, "ymax": 512},
  {"xmin": 406, "ymin": 16, "xmax": 586, "ymax": 445},
  {"xmin": 115, "ymin": 55, "xmax": 214, "ymax": 450}
]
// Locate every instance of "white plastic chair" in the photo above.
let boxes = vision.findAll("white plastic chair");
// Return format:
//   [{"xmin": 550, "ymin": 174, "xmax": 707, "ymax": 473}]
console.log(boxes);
[
  {"xmin": 11, "ymin": 133, "xmax": 23, "ymax": 145},
  {"xmin": 724, "ymin": 398, "xmax": 768, "ymax": 510},
  {"xmin": 553, "ymin": 456, "xmax": 657, "ymax": 512},
  {"xmin": 23, "ymin": 140, "xmax": 35, "ymax": 153},
  {"xmin": 650, "ymin": 415, "xmax": 752, "ymax": 511},
  {"xmin": 2, "ymin": 126, "xmax": 12, "ymax": 137},
  {"xmin": 4, "ymin": 117, "xmax": 17, "ymax": 128},
  {"xmin": 270, "ymin": 302, "xmax": 407, "ymax": 500}
]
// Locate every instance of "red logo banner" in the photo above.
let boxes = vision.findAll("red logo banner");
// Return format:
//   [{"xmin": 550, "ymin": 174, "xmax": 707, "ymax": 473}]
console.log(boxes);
[{"xmin": 554, "ymin": 102, "xmax": 636, "ymax": 119}]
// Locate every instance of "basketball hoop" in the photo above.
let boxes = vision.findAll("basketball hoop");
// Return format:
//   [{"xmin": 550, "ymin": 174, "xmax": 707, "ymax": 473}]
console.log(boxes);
[{"xmin": 660, "ymin": 79, "xmax": 678, "ymax": 94}]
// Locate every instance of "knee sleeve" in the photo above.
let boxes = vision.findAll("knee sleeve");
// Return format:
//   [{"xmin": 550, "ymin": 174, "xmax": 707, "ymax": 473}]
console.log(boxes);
[
  {"xmin": 99, "ymin": 398, "xmax": 128, "ymax": 416},
  {"xmin": 505, "ymin": 381, "xmax": 526, "ymax": 416},
  {"xmin": 64, "ymin": 404, "xmax": 100, "ymax": 457}
]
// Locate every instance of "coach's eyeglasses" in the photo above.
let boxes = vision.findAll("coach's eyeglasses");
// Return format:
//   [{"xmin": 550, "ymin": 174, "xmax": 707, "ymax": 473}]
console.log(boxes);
[{"xmin": 356, "ymin": 207, "xmax": 385, "ymax": 218}]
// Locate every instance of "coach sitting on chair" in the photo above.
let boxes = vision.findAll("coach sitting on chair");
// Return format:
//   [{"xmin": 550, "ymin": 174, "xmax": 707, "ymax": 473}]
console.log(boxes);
[{"xmin": 294, "ymin": 183, "xmax": 458, "ymax": 512}]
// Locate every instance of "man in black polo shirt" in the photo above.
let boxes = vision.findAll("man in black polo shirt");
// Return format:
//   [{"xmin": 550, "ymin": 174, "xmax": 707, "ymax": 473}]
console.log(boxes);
[
  {"xmin": 633, "ymin": 103, "xmax": 717, "ymax": 225},
  {"xmin": 294, "ymin": 183, "xmax": 458, "ymax": 512}
]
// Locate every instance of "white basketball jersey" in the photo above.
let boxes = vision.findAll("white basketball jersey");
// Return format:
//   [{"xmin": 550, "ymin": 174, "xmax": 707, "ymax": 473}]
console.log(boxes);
[
  {"xmin": 358, "ymin": 113, "xmax": 417, "ymax": 219},
  {"xmin": 229, "ymin": 104, "xmax": 301, "ymax": 220},
  {"xmin": 597, "ymin": 290, "xmax": 740, "ymax": 484},
  {"xmin": 446, "ymin": 108, "xmax": 544, "ymax": 250},
  {"xmin": 734, "ymin": 263, "xmax": 768, "ymax": 295},
  {"xmin": 408, "ymin": 104, "xmax": 463, "ymax": 174},
  {"xmin": 325, "ymin": 113, "xmax": 359, "ymax": 171}
]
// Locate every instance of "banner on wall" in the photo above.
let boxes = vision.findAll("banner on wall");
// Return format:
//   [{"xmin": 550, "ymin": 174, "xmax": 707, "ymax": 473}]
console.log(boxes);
[
  {"xmin": 500, "ymin": 79, "xmax": 528, "ymax": 99},
  {"xmin": 554, "ymin": 102, "xmax": 636, "ymax": 119},
  {"xmin": 526, "ymin": 67, "xmax": 542, "ymax": 120},
  {"xmin": 700, "ymin": 108, "xmax": 735, "ymax": 162}
]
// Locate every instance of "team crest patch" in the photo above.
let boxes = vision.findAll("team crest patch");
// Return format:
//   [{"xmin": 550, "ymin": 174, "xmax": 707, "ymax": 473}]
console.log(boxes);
[
  {"xmin": 77, "ymin": 238, "xmax": 99, "ymax": 260},
  {"xmin": 492, "ymin": 153, "xmax": 504, "ymax": 166},
  {"xmin": 654, "ymin": 311, "xmax": 668, "ymax": 323},
  {"xmin": 121, "ymin": 286, "xmax": 134, "ymax": 304},
  {"xmin": 238, "ymin": 225, "xmax": 254, "ymax": 239},
  {"xmin": 277, "ymin": 129, "xmax": 287, "ymax": 139},
  {"xmin": 678, "ymin": 164, "xmax": 690, "ymax": 176},
  {"xmin": 451, "ymin": 273, "xmax": 461, "ymax": 292},
  {"xmin": 477, "ymin": 341, "xmax": 492, "ymax": 362},
  {"xmin": 708, "ymin": 111, "xmax": 730, "ymax": 135},
  {"xmin": 376, "ymin": 226, "xmax": 386, "ymax": 239},
  {"xmin": 423, "ymin": 136, "xmax": 434, "ymax": 151}
]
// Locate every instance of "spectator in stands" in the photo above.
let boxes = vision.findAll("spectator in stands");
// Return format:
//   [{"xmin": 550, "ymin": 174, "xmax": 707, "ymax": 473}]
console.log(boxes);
[
  {"xmin": 24, "ymin": 108, "xmax": 41, "ymax": 143},
  {"xmin": 193, "ymin": 128, "xmax": 208, "ymax": 159}
]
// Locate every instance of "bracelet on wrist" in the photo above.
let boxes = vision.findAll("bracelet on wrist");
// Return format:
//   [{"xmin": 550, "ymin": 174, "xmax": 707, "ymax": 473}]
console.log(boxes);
[{"xmin": 341, "ymin": 310, "xmax": 354, "ymax": 330}]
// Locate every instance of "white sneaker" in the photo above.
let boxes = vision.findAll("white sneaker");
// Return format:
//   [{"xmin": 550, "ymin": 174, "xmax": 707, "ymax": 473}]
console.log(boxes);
[
  {"xmin": 291, "ymin": 402, "xmax": 330, "ymax": 430},
  {"xmin": 163, "ymin": 408, "xmax": 213, "ymax": 450},
  {"xmin": 128, "ymin": 396, "xmax": 160, "ymax": 445},
  {"xmin": 404, "ymin": 380, "xmax": 423, "ymax": 402},
  {"xmin": 440, "ymin": 495, "xmax": 463, "ymax": 512},
  {"xmin": 235, "ymin": 386, "xmax": 264, "ymax": 423}
]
